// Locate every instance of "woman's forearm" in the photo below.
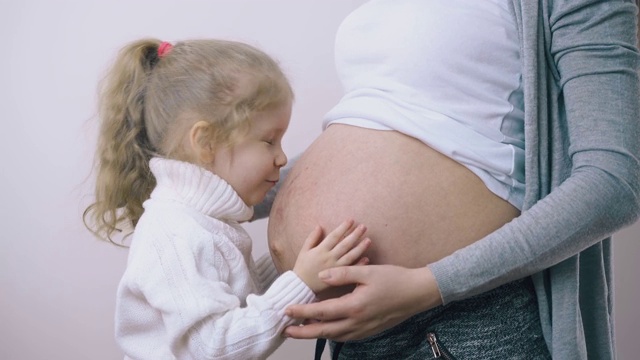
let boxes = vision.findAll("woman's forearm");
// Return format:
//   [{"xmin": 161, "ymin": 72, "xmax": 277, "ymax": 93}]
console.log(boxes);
[{"xmin": 431, "ymin": 0, "xmax": 640, "ymax": 303}]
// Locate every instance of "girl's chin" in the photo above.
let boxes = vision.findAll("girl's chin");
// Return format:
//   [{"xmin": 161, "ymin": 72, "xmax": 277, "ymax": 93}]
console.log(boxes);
[{"xmin": 246, "ymin": 191, "xmax": 269, "ymax": 207}]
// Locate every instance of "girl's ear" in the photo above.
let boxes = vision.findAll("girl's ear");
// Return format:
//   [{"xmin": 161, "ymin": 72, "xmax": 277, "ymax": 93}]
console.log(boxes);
[{"xmin": 189, "ymin": 121, "xmax": 216, "ymax": 164}]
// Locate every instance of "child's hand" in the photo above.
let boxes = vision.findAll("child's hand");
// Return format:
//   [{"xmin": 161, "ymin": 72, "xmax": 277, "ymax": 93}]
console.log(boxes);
[{"xmin": 293, "ymin": 220, "xmax": 371, "ymax": 294}]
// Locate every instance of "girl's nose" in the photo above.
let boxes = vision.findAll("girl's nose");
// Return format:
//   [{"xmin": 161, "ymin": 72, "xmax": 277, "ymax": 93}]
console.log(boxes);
[{"xmin": 275, "ymin": 148, "xmax": 287, "ymax": 167}]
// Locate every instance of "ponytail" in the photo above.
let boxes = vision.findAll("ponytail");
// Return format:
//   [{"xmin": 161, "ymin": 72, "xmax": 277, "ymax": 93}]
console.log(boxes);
[
  {"xmin": 85, "ymin": 38, "xmax": 295, "ymax": 244},
  {"xmin": 84, "ymin": 39, "xmax": 161, "ymax": 243}
]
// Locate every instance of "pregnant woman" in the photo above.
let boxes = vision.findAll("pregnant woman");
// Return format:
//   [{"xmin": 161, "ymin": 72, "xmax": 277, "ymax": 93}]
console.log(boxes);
[{"xmin": 255, "ymin": 0, "xmax": 640, "ymax": 358}]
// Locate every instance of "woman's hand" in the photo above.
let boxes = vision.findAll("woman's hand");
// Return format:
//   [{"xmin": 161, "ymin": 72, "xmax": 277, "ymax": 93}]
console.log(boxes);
[
  {"xmin": 293, "ymin": 220, "xmax": 371, "ymax": 293},
  {"xmin": 283, "ymin": 264, "xmax": 443, "ymax": 341}
]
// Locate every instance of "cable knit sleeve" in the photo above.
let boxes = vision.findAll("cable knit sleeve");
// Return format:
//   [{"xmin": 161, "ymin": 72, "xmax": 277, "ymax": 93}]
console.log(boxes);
[
  {"xmin": 255, "ymin": 252, "xmax": 280, "ymax": 292},
  {"xmin": 168, "ymin": 270, "xmax": 314, "ymax": 360},
  {"xmin": 428, "ymin": 0, "xmax": 640, "ymax": 303},
  {"xmin": 115, "ymin": 214, "xmax": 316, "ymax": 360}
]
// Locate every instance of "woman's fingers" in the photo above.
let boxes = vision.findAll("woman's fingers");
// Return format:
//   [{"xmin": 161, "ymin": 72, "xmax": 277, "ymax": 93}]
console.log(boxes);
[
  {"xmin": 317, "ymin": 265, "xmax": 369, "ymax": 287},
  {"xmin": 284, "ymin": 290, "xmax": 366, "ymax": 341},
  {"xmin": 283, "ymin": 317, "xmax": 354, "ymax": 340},
  {"xmin": 285, "ymin": 267, "xmax": 370, "ymax": 322},
  {"xmin": 286, "ymin": 266, "xmax": 443, "ymax": 342},
  {"xmin": 286, "ymin": 297, "xmax": 349, "ymax": 323}
]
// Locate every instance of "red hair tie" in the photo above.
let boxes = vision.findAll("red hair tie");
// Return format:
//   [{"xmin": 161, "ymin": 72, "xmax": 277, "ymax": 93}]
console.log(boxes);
[{"xmin": 158, "ymin": 42, "xmax": 173, "ymax": 58}]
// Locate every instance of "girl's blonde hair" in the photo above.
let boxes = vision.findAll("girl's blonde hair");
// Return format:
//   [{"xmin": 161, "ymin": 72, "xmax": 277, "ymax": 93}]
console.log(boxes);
[{"xmin": 84, "ymin": 38, "xmax": 293, "ymax": 243}]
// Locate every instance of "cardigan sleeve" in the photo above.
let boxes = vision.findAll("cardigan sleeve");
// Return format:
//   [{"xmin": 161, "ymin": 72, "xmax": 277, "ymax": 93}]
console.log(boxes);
[{"xmin": 429, "ymin": 0, "xmax": 640, "ymax": 303}]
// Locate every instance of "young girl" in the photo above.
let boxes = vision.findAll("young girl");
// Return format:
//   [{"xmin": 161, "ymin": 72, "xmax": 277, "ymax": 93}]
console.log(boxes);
[{"xmin": 83, "ymin": 38, "xmax": 371, "ymax": 359}]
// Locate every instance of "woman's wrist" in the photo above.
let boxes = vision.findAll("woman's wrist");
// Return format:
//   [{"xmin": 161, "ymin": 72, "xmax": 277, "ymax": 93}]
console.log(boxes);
[{"xmin": 412, "ymin": 266, "xmax": 443, "ymax": 312}]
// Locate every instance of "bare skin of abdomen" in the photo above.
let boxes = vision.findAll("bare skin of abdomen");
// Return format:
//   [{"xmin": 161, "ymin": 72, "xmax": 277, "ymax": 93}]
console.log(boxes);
[{"xmin": 268, "ymin": 124, "xmax": 520, "ymax": 299}]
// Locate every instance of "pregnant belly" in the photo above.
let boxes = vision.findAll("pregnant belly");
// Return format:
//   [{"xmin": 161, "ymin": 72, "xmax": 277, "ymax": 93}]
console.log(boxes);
[{"xmin": 268, "ymin": 124, "xmax": 519, "ymax": 298}]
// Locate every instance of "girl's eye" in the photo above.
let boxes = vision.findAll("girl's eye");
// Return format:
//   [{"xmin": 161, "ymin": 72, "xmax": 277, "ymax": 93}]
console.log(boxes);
[{"xmin": 264, "ymin": 139, "xmax": 274, "ymax": 145}]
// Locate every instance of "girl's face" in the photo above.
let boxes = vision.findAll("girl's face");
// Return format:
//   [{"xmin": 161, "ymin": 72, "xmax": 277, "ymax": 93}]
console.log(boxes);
[{"xmin": 209, "ymin": 102, "xmax": 291, "ymax": 206}]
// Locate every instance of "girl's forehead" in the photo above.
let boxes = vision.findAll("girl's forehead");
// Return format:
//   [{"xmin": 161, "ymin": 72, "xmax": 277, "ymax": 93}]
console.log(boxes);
[{"xmin": 251, "ymin": 105, "xmax": 291, "ymax": 131}]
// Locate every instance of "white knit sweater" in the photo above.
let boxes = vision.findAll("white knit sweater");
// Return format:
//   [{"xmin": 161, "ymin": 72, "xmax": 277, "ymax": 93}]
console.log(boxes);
[{"xmin": 115, "ymin": 158, "xmax": 316, "ymax": 360}]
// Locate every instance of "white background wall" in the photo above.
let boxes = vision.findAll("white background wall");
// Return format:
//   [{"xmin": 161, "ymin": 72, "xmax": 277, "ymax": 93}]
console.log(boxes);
[{"xmin": 1, "ymin": 1, "xmax": 638, "ymax": 359}]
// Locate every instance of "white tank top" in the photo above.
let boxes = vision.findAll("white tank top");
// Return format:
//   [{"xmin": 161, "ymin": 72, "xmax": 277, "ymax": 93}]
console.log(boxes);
[{"xmin": 324, "ymin": 0, "xmax": 525, "ymax": 209}]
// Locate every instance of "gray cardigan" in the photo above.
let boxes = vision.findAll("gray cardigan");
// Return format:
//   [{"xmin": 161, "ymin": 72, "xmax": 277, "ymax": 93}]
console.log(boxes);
[
  {"xmin": 429, "ymin": 1, "xmax": 640, "ymax": 358},
  {"xmin": 255, "ymin": 1, "xmax": 640, "ymax": 358}
]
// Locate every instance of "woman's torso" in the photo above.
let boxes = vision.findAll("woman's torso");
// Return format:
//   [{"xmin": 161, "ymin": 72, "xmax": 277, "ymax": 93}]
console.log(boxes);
[
  {"xmin": 268, "ymin": 0, "xmax": 523, "ymax": 299},
  {"xmin": 268, "ymin": 125, "xmax": 520, "ymax": 298}
]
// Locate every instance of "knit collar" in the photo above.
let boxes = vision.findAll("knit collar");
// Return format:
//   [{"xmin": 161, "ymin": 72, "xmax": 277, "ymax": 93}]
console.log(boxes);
[{"xmin": 148, "ymin": 158, "xmax": 254, "ymax": 222}]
